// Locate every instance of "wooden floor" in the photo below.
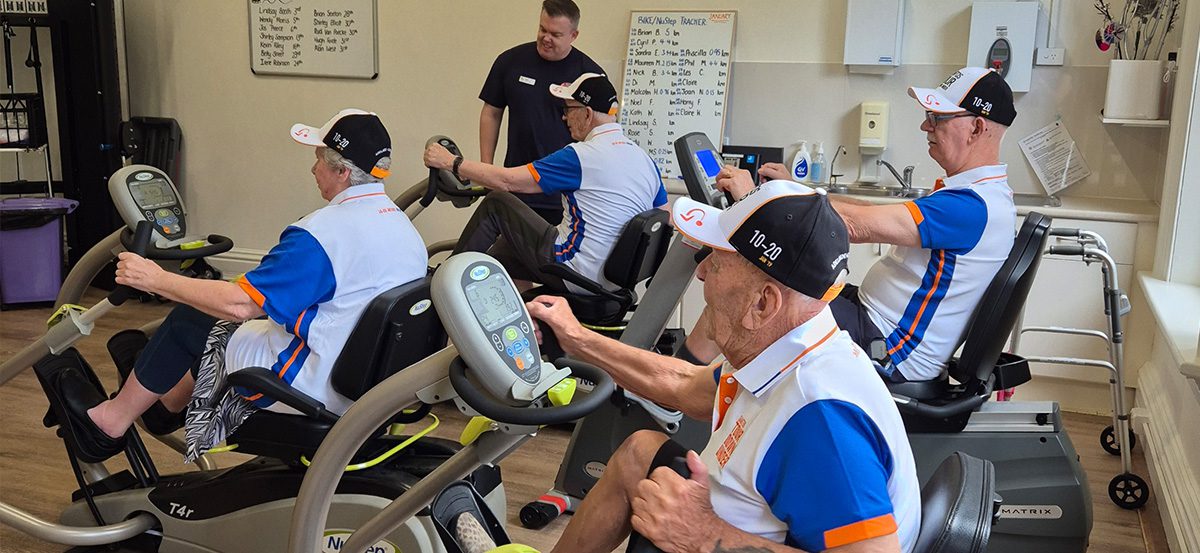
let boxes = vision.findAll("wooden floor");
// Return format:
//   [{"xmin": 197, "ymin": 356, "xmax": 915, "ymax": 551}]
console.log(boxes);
[{"xmin": 0, "ymin": 293, "xmax": 1172, "ymax": 553}]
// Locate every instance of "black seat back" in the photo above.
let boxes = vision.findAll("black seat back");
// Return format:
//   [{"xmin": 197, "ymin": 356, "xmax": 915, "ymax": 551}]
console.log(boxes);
[
  {"xmin": 915, "ymin": 452, "xmax": 998, "ymax": 553},
  {"xmin": 602, "ymin": 208, "xmax": 672, "ymax": 290},
  {"xmin": 949, "ymin": 212, "xmax": 1051, "ymax": 392},
  {"xmin": 331, "ymin": 275, "xmax": 447, "ymax": 400}
]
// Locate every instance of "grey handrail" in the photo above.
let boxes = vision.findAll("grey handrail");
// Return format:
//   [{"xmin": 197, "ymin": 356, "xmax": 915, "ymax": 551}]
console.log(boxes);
[{"xmin": 0, "ymin": 503, "xmax": 156, "ymax": 546}]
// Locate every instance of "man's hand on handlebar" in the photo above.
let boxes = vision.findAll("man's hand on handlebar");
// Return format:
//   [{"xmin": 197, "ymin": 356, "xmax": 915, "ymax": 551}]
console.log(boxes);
[
  {"xmin": 115, "ymin": 252, "xmax": 166, "ymax": 294},
  {"xmin": 714, "ymin": 165, "xmax": 756, "ymax": 201},
  {"xmin": 631, "ymin": 451, "xmax": 724, "ymax": 553},
  {"xmin": 525, "ymin": 295, "xmax": 585, "ymax": 357},
  {"xmin": 756, "ymin": 162, "xmax": 791, "ymax": 183},
  {"xmin": 423, "ymin": 143, "xmax": 456, "ymax": 170}
]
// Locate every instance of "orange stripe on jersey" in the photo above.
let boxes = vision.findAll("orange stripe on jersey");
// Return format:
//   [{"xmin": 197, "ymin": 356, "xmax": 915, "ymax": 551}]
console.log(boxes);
[
  {"xmin": 337, "ymin": 192, "xmax": 387, "ymax": 203},
  {"xmin": 775, "ymin": 326, "xmax": 838, "ymax": 376},
  {"xmin": 277, "ymin": 338, "xmax": 307, "ymax": 378},
  {"xmin": 888, "ymin": 250, "xmax": 945, "ymax": 355},
  {"xmin": 904, "ymin": 202, "xmax": 924, "ymax": 225},
  {"xmin": 823, "ymin": 514, "xmax": 898, "ymax": 548},
  {"xmin": 971, "ymin": 174, "xmax": 1007, "ymax": 185},
  {"xmin": 294, "ymin": 309, "xmax": 307, "ymax": 335},
  {"xmin": 933, "ymin": 178, "xmax": 945, "ymax": 191},
  {"xmin": 236, "ymin": 276, "xmax": 266, "ymax": 307},
  {"xmin": 526, "ymin": 163, "xmax": 541, "ymax": 182}
]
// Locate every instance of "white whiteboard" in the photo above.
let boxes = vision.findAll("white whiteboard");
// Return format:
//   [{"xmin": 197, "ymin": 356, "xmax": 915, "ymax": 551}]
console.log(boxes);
[
  {"xmin": 620, "ymin": 11, "xmax": 736, "ymax": 179},
  {"xmin": 248, "ymin": 0, "xmax": 378, "ymax": 79}
]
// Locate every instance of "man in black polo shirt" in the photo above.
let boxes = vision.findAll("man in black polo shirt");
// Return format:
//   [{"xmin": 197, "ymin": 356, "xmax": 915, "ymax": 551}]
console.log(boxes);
[{"xmin": 478, "ymin": 0, "xmax": 604, "ymax": 225}]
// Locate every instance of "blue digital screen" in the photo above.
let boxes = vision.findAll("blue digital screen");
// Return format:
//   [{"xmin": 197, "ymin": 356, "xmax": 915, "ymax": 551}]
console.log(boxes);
[
  {"xmin": 695, "ymin": 149, "xmax": 722, "ymax": 178},
  {"xmin": 746, "ymin": 154, "xmax": 757, "ymax": 163}
]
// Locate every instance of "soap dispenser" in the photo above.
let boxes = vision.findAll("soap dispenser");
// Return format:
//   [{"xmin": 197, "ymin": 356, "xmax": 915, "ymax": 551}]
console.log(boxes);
[
  {"xmin": 791, "ymin": 141, "xmax": 811, "ymax": 182},
  {"xmin": 811, "ymin": 142, "xmax": 827, "ymax": 185}
]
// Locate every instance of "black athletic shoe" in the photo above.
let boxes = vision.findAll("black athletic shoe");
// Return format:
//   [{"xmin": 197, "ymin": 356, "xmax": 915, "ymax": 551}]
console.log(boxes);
[{"xmin": 55, "ymin": 367, "xmax": 126, "ymax": 463}]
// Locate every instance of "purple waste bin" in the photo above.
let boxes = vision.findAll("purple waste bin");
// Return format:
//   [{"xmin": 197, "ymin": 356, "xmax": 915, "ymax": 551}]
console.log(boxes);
[{"xmin": 0, "ymin": 197, "xmax": 79, "ymax": 305}]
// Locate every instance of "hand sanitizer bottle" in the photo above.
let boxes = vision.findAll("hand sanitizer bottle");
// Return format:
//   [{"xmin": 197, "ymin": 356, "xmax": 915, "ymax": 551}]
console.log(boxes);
[
  {"xmin": 791, "ymin": 141, "xmax": 811, "ymax": 182},
  {"xmin": 811, "ymin": 142, "xmax": 827, "ymax": 185}
]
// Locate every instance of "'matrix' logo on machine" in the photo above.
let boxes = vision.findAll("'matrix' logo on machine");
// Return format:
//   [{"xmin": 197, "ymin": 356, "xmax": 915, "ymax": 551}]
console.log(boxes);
[
  {"xmin": 470, "ymin": 265, "xmax": 491, "ymax": 281},
  {"xmin": 584, "ymin": 461, "xmax": 607, "ymax": 479},
  {"xmin": 322, "ymin": 530, "xmax": 397, "ymax": 553},
  {"xmin": 135, "ymin": 172, "xmax": 154, "ymax": 181},
  {"xmin": 998, "ymin": 505, "xmax": 1063, "ymax": 519}
]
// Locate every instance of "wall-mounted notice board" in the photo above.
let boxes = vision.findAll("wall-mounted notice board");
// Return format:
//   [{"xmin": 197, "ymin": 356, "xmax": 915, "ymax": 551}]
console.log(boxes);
[
  {"xmin": 248, "ymin": 0, "xmax": 378, "ymax": 79},
  {"xmin": 619, "ymin": 11, "xmax": 736, "ymax": 179}
]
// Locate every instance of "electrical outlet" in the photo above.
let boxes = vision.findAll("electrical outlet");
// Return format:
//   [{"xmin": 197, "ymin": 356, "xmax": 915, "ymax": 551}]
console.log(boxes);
[{"xmin": 1036, "ymin": 47, "xmax": 1065, "ymax": 65}]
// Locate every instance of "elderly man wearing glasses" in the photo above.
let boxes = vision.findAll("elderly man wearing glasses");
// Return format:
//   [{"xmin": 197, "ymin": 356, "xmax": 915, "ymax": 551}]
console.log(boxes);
[{"xmin": 686, "ymin": 67, "xmax": 1018, "ymax": 384}]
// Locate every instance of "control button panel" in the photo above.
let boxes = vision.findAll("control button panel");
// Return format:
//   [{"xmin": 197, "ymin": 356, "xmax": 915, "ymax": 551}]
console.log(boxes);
[{"xmin": 501, "ymin": 324, "xmax": 538, "ymax": 382}]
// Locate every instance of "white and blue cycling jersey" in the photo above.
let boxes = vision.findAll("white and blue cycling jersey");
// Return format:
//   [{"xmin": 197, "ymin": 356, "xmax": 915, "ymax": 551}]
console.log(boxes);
[
  {"xmin": 701, "ymin": 308, "xmax": 921, "ymax": 552},
  {"xmin": 230, "ymin": 182, "xmax": 427, "ymax": 415},
  {"xmin": 527, "ymin": 122, "xmax": 667, "ymax": 289},
  {"xmin": 859, "ymin": 164, "xmax": 1016, "ymax": 381}
]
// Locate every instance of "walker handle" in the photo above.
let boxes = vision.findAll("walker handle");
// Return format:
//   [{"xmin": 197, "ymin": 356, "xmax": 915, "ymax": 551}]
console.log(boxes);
[{"xmin": 1048, "ymin": 244, "xmax": 1085, "ymax": 257}]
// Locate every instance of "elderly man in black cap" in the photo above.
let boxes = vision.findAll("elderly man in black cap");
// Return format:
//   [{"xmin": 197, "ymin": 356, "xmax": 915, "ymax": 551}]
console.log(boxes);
[
  {"xmin": 527, "ymin": 180, "xmax": 922, "ymax": 553},
  {"xmin": 690, "ymin": 67, "xmax": 1019, "ymax": 385},
  {"xmin": 425, "ymin": 72, "xmax": 666, "ymax": 292},
  {"xmin": 56, "ymin": 109, "xmax": 428, "ymax": 462}
]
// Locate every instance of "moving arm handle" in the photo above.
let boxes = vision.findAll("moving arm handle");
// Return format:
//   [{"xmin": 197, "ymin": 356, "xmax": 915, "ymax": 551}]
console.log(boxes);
[{"xmin": 108, "ymin": 221, "xmax": 153, "ymax": 306}]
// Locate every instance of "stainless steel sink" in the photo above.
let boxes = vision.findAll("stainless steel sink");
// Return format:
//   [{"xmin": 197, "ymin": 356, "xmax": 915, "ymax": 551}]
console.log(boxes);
[{"xmin": 828, "ymin": 184, "xmax": 931, "ymax": 199}]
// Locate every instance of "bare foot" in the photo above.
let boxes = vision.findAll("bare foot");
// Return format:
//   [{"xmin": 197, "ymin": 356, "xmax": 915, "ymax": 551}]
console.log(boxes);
[{"xmin": 87, "ymin": 402, "xmax": 129, "ymax": 439}]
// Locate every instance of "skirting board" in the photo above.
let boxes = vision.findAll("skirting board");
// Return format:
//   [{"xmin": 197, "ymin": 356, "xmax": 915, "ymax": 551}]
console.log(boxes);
[{"xmin": 1134, "ymin": 361, "xmax": 1200, "ymax": 553}]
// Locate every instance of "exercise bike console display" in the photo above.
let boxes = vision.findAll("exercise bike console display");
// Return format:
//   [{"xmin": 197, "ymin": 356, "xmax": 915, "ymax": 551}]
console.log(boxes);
[
  {"xmin": 674, "ymin": 132, "xmax": 732, "ymax": 209},
  {"xmin": 433, "ymin": 252, "xmax": 571, "ymax": 404},
  {"xmin": 109, "ymin": 165, "xmax": 187, "ymax": 244},
  {"xmin": 108, "ymin": 164, "xmax": 233, "ymax": 259}
]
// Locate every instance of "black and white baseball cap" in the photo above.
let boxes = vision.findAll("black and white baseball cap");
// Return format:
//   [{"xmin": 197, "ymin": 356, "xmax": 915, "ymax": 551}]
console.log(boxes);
[
  {"xmin": 908, "ymin": 67, "xmax": 1017, "ymax": 126},
  {"xmin": 290, "ymin": 108, "xmax": 393, "ymax": 178},
  {"xmin": 671, "ymin": 180, "xmax": 850, "ymax": 301},
  {"xmin": 549, "ymin": 73, "xmax": 620, "ymax": 116}
]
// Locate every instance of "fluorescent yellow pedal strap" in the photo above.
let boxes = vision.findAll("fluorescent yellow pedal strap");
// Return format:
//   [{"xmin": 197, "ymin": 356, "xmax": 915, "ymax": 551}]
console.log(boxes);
[
  {"xmin": 489, "ymin": 545, "xmax": 541, "ymax": 553},
  {"xmin": 46, "ymin": 304, "xmax": 86, "ymax": 329},
  {"xmin": 547, "ymin": 377, "xmax": 577, "ymax": 407},
  {"xmin": 460, "ymin": 416, "xmax": 496, "ymax": 446}
]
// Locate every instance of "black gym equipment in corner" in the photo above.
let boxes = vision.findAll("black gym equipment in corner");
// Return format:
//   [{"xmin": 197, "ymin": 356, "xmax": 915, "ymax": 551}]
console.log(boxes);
[{"xmin": 2, "ymin": 0, "xmax": 125, "ymax": 268}]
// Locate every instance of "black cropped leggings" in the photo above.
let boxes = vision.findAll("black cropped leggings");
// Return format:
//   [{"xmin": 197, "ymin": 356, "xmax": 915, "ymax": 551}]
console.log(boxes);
[{"xmin": 133, "ymin": 304, "xmax": 218, "ymax": 394}]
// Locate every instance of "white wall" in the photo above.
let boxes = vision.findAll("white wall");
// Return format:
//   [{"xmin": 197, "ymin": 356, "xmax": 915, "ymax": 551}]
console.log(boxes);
[{"xmin": 120, "ymin": 0, "xmax": 1180, "ymax": 254}]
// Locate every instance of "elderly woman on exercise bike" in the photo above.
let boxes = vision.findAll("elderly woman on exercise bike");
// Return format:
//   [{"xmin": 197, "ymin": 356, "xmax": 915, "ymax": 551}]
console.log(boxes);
[{"xmin": 55, "ymin": 109, "xmax": 429, "ymax": 463}]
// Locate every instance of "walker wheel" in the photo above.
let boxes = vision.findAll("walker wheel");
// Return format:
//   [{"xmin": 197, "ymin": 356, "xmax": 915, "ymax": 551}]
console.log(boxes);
[
  {"xmin": 1108, "ymin": 473, "xmax": 1149, "ymax": 509},
  {"xmin": 1100, "ymin": 425, "xmax": 1137, "ymax": 456}
]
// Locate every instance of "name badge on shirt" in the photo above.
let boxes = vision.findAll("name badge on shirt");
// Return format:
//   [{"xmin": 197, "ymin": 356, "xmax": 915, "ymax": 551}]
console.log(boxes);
[{"xmin": 518, "ymin": 75, "xmax": 536, "ymax": 86}]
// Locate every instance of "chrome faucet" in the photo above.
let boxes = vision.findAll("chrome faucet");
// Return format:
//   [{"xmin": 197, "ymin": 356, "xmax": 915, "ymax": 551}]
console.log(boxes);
[
  {"xmin": 878, "ymin": 159, "xmax": 915, "ymax": 189},
  {"xmin": 829, "ymin": 145, "xmax": 848, "ymax": 186}
]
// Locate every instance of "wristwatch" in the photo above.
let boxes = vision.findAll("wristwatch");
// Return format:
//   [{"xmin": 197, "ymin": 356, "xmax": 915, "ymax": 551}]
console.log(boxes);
[{"xmin": 452, "ymin": 155, "xmax": 464, "ymax": 180}]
